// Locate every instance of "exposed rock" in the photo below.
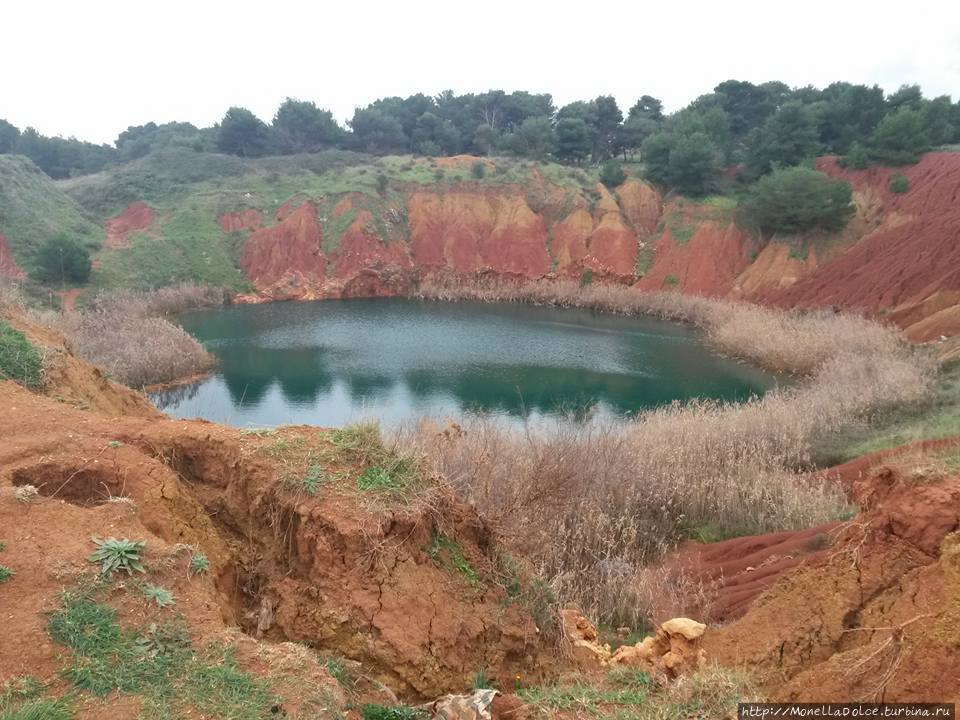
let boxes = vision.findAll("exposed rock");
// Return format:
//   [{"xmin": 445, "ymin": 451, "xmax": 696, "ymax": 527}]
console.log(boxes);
[
  {"xmin": 561, "ymin": 608, "xmax": 611, "ymax": 669},
  {"xmin": 609, "ymin": 618, "xmax": 706, "ymax": 680},
  {"xmin": 218, "ymin": 208, "xmax": 262, "ymax": 233}
]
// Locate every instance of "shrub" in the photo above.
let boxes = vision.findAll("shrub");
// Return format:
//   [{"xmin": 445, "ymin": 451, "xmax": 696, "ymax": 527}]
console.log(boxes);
[
  {"xmin": 0, "ymin": 321, "xmax": 43, "ymax": 388},
  {"xmin": 579, "ymin": 268, "xmax": 593, "ymax": 288},
  {"xmin": 471, "ymin": 161, "xmax": 487, "ymax": 179},
  {"xmin": 0, "ymin": 566, "xmax": 13, "ymax": 583},
  {"xmin": 376, "ymin": 172, "xmax": 389, "ymax": 194},
  {"xmin": 740, "ymin": 166, "xmax": 854, "ymax": 234},
  {"xmin": 599, "ymin": 159, "xmax": 626, "ymax": 189},
  {"xmin": 88, "ymin": 537, "xmax": 146, "ymax": 577},
  {"xmin": 890, "ymin": 173, "xmax": 909, "ymax": 194},
  {"xmin": 30, "ymin": 235, "xmax": 91, "ymax": 285},
  {"xmin": 53, "ymin": 287, "xmax": 217, "ymax": 387},
  {"xmin": 840, "ymin": 141, "xmax": 870, "ymax": 170}
]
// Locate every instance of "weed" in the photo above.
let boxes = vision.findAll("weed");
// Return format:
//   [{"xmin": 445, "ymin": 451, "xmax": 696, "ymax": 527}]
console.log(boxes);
[
  {"xmin": 519, "ymin": 683, "xmax": 647, "ymax": 714},
  {"xmin": 0, "ymin": 566, "xmax": 13, "ymax": 583},
  {"xmin": 328, "ymin": 422, "xmax": 386, "ymax": 464},
  {"xmin": 0, "ymin": 697, "xmax": 72, "ymax": 720},
  {"xmin": 0, "ymin": 541, "xmax": 5, "ymax": 551},
  {"xmin": 471, "ymin": 667, "xmax": 494, "ymax": 690},
  {"xmin": 361, "ymin": 704, "xmax": 428, "ymax": 720},
  {"xmin": 356, "ymin": 466, "xmax": 400, "ymax": 492},
  {"xmin": 141, "ymin": 584, "xmax": 176, "ymax": 608},
  {"xmin": 302, "ymin": 465, "xmax": 326, "ymax": 495},
  {"xmin": 0, "ymin": 321, "xmax": 43, "ymax": 389},
  {"xmin": 427, "ymin": 531, "xmax": 481, "ymax": 588},
  {"xmin": 580, "ymin": 268, "xmax": 593, "ymax": 288},
  {"xmin": 189, "ymin": 553, "xmax": 210, "ymax": 576},
  {"xmin": 0, "ymin": 676, "xmax": 44, "ymax": 706},
  {"xmin": 88, "ymin": 537, "xmax": 146, "ymax": 577}
]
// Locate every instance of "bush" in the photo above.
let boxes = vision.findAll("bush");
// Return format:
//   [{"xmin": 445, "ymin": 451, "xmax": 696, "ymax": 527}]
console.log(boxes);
[
  {"xmin": 0, "ymin": 321, "xmax": 43, "ymax": 388},
  {"xmin": 376, "ymin": 172, "xmax": 389, "ymax": 194},
  {"xmin": 471, "ymin": 161, "xmax": 487, "ymax": 179},
  {"xmin": 840, "ymin": 141, "xmax": 870, "ymax": 170},
  {"xmin": 740, "ymin": 166, "xmax": 854, "ymax": 234},
  {"xmin": 599, "ymin": 159, "xmax": 626, "ymax": 189},
  {"xmin": 30, "ymin": 235, "xmax": 91, "ymax": 285},
  {"xmin": 889, "ymin": 173, "xmax": 909, "ymax": 194}
]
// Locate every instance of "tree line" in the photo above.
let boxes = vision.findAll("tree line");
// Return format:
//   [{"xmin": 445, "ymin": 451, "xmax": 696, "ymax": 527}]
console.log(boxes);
[{"xmin": 2, "ymin": 81, "xmax": 958, "ymax": 192}]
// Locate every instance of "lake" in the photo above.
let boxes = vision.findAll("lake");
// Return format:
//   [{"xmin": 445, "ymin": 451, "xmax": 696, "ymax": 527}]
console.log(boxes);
[{"xmin": 152, "ymin": 298, "xmax": 776, "ymax": 427}]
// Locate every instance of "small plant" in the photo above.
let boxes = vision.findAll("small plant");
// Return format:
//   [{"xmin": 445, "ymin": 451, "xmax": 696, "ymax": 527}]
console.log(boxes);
[
  {"xmin": 302, "ymin": 465, "xmax": 325, "ymax": 495},
  {"xmin": 357, "ymin": 466, "xmax": 399, "ymax": 492},
  {"xmin": 324, "ymin": 656, "xmax": 353, "ymax": 689},
  {"xmin": 0, "ymin": 541, "xmax": 5, "ymax": 551},
  {"xmin": 890, "ymin": 172, "xmax": 909, "ymax": 194},
  {"xmin": 135, "ymin": 621, "xmax": 190, "ymax": 657},
  {"xmin": 664, "ymin": 274, "xmax": 680, "ymax": 286},
  {"xmin": 14, "ymin": 485, "xmax": 38, "ymax": 503},
  {"xmin": 471, "ymin": 667, "xmax": 494, "ymax": 690},
  {"xmin": 141, "ymin": 584, "xmax": 175, "ymax": 608},
  {"xmin": 361, "ymin": 704, "xmax": 428, "ymax": 720},
  {"xmin": 471, "ymin": 161, "xmax": 486, "ymax": 180},
  {"xmin": 88, "ymin": 536, "xmax": 146, "ymax": 577},
  {"xmin": 427, "ymin": 531, "xmax": 481, "ymax": 588},
  {"xmin": 0, "ymin": 566, "xmax": 13, "ymax": 583},
  {"xmin": 189, "ymin": 553, "xmax": 210, "ymax": 576},
  {"xmin": 579, "ymin": 268, "xmax": 593, "ymax": 288}
]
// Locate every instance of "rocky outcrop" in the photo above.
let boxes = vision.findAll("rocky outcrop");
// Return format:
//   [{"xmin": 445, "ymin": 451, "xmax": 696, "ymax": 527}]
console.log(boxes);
[
  {"xmin": 609, "ymin": 618, "xmax": 707, "ymax": 681},
  {"xmin": 218, "ymin": 208, "xmax": 263, "ymax": 233}
]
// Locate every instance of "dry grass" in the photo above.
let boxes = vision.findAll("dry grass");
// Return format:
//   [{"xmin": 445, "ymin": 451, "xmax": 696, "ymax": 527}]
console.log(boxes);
[
  {"xmin": 53, "ymin": 283, "xmax": 223, "ymax": 388},
  {"xmin": 404, "ymin": 277, "xmax": 934, "ymax": 626}
]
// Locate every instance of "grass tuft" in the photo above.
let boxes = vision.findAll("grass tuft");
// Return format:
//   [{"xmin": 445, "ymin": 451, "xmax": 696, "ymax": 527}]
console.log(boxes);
[{"xmin": 0, "ymin": 321, "xmax": 43, "ymax": 389}]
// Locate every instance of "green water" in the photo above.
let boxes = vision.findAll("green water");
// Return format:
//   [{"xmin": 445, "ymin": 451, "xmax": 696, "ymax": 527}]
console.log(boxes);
[{"xmin": 152, "ymin": 298, "xmax": 776, "ymax": 427}]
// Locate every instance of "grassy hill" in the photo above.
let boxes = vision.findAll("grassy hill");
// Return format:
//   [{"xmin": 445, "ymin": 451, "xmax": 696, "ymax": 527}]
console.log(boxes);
[{"xmin": 0, "ymin": 155, "xmax": 104, "ymax": 272}]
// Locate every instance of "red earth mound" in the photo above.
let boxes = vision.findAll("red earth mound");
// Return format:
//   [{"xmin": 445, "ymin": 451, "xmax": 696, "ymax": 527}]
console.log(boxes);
[
  {"xmin": 752, "ymin": 153, "xmax": 960, "ymax": 339},
  {"xmin": 705, "ymin": 460, "xmax": 960, "ymax": 701},
  {"xmin": 240, "ymin": 201, "xmax": 327, "ymax": 294},
  {"xmin": 104, "ymin": 201, "xmax": 154, "ymax": 250},
  {"xmin": 0, "ymin": 378, "xmax": 555, "ymax": 700},
  {"xmin": 0, "ymin": 231, "xmax": 25, "ymax": 279}
]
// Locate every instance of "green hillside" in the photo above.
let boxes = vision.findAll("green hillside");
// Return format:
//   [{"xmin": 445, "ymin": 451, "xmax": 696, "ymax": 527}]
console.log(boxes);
[{"xmin": 0, "ymin": 155, "xmax": 103, "ymax": 271}]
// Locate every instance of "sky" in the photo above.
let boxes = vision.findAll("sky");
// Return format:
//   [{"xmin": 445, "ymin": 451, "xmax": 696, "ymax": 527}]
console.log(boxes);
[{"xmin": 3, "ymin": 0, "xmax": 959, "ymax": 145}]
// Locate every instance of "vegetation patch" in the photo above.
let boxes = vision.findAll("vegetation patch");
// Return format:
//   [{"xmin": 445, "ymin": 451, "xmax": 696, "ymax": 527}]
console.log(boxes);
[
  {"xmin": 46, "ymin": 587, "xmax": 276, "ymax": 718},
  {"xmin": 0, "ymin": 321, "xmax": 43, "ymax": 388},
  {"xmin": 427, "ymin": 531, "xmax": 481, "ymax": 588},
  {"xmin": 360, "ymin": 704, "xmax": 428, "ymax": 720}
]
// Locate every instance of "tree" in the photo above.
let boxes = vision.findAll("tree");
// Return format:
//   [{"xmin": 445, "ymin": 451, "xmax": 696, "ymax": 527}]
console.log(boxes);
[
  {"xmin": 887, "ymin": 84, "xmax": 924, "ymax": 112},
  {"xmin": 216, "ymin": 107, "xmax": 271, "ymax": 157},
  {"xmin": 503, "ymin": 116, "xmax": 554, "ymax": 160},
  {"xmin": 869, "ymin": 107, "xmax": 929, "ymax": 165},
  {"xmin": 472, "ymin": 124, "xmax": 499, "ymax": 155},
  {"xmin": 741, "ymin": 167, "xmax": 854, "ymax": 234},
  {"xmin": 592, "ymin": 95, "xmax": 623, "ymax": 161},
  {"xmin": 555, "ymin": 117, "xmax": 591, "ymax": 165},
  {"xmin": 639, "ymin": 132, "xmax": 673, "ymax": 186},
  {"xmin": 745, "ymin": 101, "xmax": 821, "ymax": 176},
  {"xmin": 273, "ymin": 98, "xmax": 342, "ymax": 153},
  {"xmin": 628, "ymin": 96, "xmax": 664, "ymax": 122},
  {"xmin": 816, "ymin": 83, "xmax": 886, "ymax": 153},
  {"xmin": 839, "ymin": 141, "xmax": 870, "ymax": 170},
  {"xmin": 0, "ymin": 119, "xmax": 20, "ymax": 154},
  {"xmin": 667, "ymin": 132, "xmax": 721, "ymax": 196},
  {"xmin": 620, "ymin": 115, "xmax": 657, "ymax": 159},
  {"xmin": 31, "ymin": 235, "xmax": 92, "ymax": 285},
  {"xmin": 411, "ymin": 112, "xmax": 461, "ymax": 156},
  {"xmin": 599, "ymin": 159, "xmax": 626, "ymax": 189},
  {"xmin": 349, "ymin": 107, "xmax": 409, "ymax": 154},
  {"xmin": 919, "ymin": 96, "xmax": 956, "ymax": 147}
]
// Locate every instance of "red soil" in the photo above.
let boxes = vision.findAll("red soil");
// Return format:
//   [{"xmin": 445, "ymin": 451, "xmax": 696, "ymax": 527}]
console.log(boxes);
[
  {"xmin": 0, "ymin": 231, "xmax": 25, "ymax": 279},
  {"xmin": 753, "ymin": 153, "xmax": 960, "ymax": 337},
  {"xmin": 104, "ymin": 201, "xmax": 154, "ymax": 250},
  {"xmin": 635, "ymin": 221, "xmax": 753, "ymax": 295},
  {"xmin": 218, "ymin": 208, "xmax": 262, "ymax": 233},
  {"xmin": 240, "ymin": 201, "xmax": 327, "ymax": 292},
  {"xmin": 705, "ymin": 460, "xmax": 960, "ymax": 701}
]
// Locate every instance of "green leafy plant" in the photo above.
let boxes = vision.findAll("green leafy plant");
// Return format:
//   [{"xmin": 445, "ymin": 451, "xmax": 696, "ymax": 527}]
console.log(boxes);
[
  {"xmin": 361, "ymin": 704, "xmax": 428, "ymax": 720},
  {"xmin": 889, "ymin": 172, "xmax": 909, "ymax": 194},
  {"xmin": 141, "ymin": 584, "xmax": 175, "ymax": 608},
  {"xmin": 356, "ymin": 466, "xmax": 400, "ymax": 491},
  {"xmin": 471, "ymin": 160, "xmax": 487, "ymax": 179},
  {"xmin": 189, "ymin": 553, "xmax": 209, "ymax": 576},
  {"xmin": 88, "ymin": 537, "xmax": 146, "ymax": 577},
  {"xmin": 472, "ymin": 667, "xmax": 494, "ymax": 690},
  {"xmin": 0, "ymin": 566, "xmax": 14, "ymax": 583},
  {"xmin": 302, "ymin": 465, "xmax": 325, "ymax": 495},
  {"xmin": 427, "ymin": 531, "xmax": 481, "ymax": 588}
]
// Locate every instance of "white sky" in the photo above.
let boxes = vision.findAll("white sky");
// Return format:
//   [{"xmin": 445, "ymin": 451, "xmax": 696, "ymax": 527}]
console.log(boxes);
[{"xmin": 2, "ymin": 0, "xmax": 959, "ymax": 145}]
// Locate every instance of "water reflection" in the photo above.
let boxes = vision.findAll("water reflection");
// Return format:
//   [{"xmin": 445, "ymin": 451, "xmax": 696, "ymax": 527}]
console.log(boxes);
[{"xmin": 153, "ymin": 298, "xmax": 776, "ymax": 427}]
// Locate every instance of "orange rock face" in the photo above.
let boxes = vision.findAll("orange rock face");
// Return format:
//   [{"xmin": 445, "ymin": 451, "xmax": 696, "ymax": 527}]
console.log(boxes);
[
  {"xmin": 240, "ymin": 202, "xmax": 327, "ymax": 290},
  {"xmin": 104, "ymin": 201, "xmax": 154, "ymax": 249},
  {"xmin": 0, "ymin": 231, "xmax": 25, "ymax": 279}
]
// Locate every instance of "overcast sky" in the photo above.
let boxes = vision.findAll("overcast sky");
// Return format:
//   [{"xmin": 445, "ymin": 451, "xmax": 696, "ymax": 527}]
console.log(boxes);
[{"xmin": 3, "ymin": 0, "xmax": 959, "ymax": 145}]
